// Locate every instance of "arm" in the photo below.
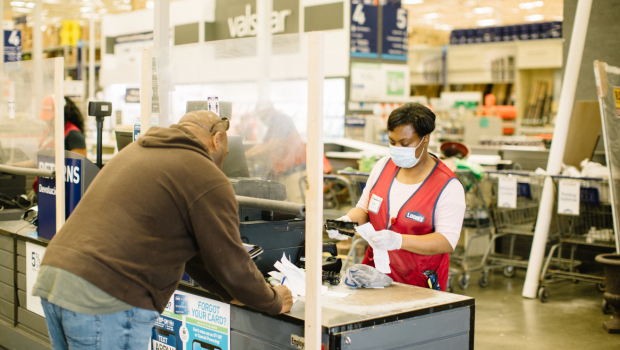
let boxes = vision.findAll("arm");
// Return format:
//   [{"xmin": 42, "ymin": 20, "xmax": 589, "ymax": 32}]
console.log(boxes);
[
  {"xmin": 188, "ymin": 183, "xmax": 282, "ymax": 315},
  {"xmin": 400, "ymin": 233, "xmax": 453, "ymax": 255},
  {"xmin": 345, "ymin": 207, "xmax": 369, "ymax": 225}
]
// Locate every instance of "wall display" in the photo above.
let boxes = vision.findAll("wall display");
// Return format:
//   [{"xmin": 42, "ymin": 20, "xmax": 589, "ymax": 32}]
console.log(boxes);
[
  {"xmin": 4, "ymin": 30, "xmax": 21, "ymax": 62},
  {"xmin": 381, "ymin": 6, "xmax": 407, "ymax": 61},
  {"xmin": 350, "ymin": 1, "xmax": 379, "ymax": 59},
  {"xmin": 26, "ymin": 243, "xmax": 47, "ymax": 318},
  {"xmin": 149, "ymin": 291, "xmax": 230, "ymax": 350},
  {"xmin": 350, "ymin": 62, "xmax": 410, "ymax": 102},
  {"xmin": 498, "ymin": 176, "xmax": 517, "ymax": 208},
  {"xmin": 37, "ymin": 155, "xmax": 84, "ymax": 240}
]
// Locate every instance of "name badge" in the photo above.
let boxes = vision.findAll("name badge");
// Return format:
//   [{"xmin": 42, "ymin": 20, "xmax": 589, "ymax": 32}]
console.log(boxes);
[{"xmin": 368, "ymin": 194, "xmax": 383, "ymax": 214}]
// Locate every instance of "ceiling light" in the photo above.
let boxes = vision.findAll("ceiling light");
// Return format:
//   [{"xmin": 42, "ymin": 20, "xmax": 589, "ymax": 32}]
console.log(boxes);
[
  {"xmin": 402, "ymin": 0, "xmax": 424, "ymax": 4},
  {"xmin": 146, "ymin": 0, "xmax": 154, "ymax": 9},
  {"xmin": 41, "ymin": 26, "xmax": 46, "ymax": 31},
  {"xmin": 434, "ymin": 24, "xmax": 454, "ymax": 31},
  {"xmin": 525, "ymin": 14, "xmax": 544, "ymax": 21},
  {"xmin": 25, "ymin": 2, "xmax": 35, "ymax": 8},
  {"xmin": 10, "ymin": 1, "xmax": 26, "ymax": 7},
  {"xmin": 519, "ymin": 1, "xmax": 543, "ymax": 10},
  {"xmin": 473, "ymin": 7, "xmax": 494, "ymax": 14},
  {"xmin": 80, "ymin": 6, "xmax": 92, "ymax": 12},
  {"xmin": 477, "ymin": 19, "xmax": 497, "ymax": 26},
  {"xmin": 424, "ymin": 13, "xmax": 439, "ymax": 19},
  {"xmin": 13, "ymin": 7, "xmax": 31, "ymax": 12}
]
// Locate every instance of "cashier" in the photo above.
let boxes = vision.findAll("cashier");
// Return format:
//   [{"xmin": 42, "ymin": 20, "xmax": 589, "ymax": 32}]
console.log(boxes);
[
  {"xmin": 333, "ymin": 103, "xmax": 465, "ymax": 291},
  {"xmin": 32, "ymin": 110, "xmax": 293, "ymax": 350}
]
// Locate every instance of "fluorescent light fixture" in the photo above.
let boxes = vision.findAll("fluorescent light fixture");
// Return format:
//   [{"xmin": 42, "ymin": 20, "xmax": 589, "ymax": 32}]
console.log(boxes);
[
  {"xmin": 477, "ymin": 19, "xmax": 497, "ymax": 26},
  {"xmin": 146, "ymin": 0, "xmax": 154, "ymax": 9},
  {"xmin": 424, "ymin": 12, "xmax": 439, "ymax": 19},
  {"xmin": 402, "ymin": 0, "xmax": 424, "ymax": 4},
  {"xmin": 434, "ymin": 24, "xmax": 454, "ymax": 31},
  {"xmin": 519, "ymin": 1, "xmax": 543, "ymax": 10},
  {"xmin": 10, "ymin": 1, "xmax": 26, "ymax": 7},
  {"xmin": 41, "ymin": 26, "xmax": 46, "ymax": 31},
  {"xmin": 25, "ymin": 2, "xmax": 35, "ymax": 8},
  {"xmin": 525, "ymin": 14, "xmax": 544, "ymax": 21},
  {"xmin": 473, "ymin": 7, "xmax": 494, "ymax": 14},
  {"xmin": 80, "ymin": 6, "xmax": 92, "ymax": 12}
]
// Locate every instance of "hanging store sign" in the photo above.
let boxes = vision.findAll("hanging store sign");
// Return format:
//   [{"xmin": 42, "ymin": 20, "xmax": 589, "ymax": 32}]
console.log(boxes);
[
  {"xmin": 498, "ymin": 176, "xmax": 517, "ymax": 208},
  {"xmin": 350, "ymin": 62, "xmax": 410, "ymax": 102},
  {"xmin": 4, "ymin": 30, "xmax": 22, "ymax": 62},
  {"xmin": 381, "ymin": 6, "xmax": 408, "ymax": 61},
  {"xmin": 557, "ymin": 179, "xmax": 580, "ymax": 215},
  {"xmin": 215, "ymin": 0, "xmax": 299, "ymax": 40},
  {"xmin": 350, "ymin": 1, "xmax": 379, "ymax": 59}
]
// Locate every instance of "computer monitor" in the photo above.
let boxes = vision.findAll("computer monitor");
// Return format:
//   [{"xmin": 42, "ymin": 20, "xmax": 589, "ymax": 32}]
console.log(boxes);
[
  {"xmin": 115, "ymin": 131, "xmax": 133, "ymax": 152},
  {"xmin": 222, "ymin": 135, "xmax": 250, "ymax": 178}
]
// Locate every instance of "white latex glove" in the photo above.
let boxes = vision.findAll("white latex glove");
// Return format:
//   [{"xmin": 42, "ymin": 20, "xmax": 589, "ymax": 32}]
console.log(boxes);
[
  {"xmin": 327, "ymin": 215, "xmax": 352, "ymax": 240},
  {"xmin": 367, "ymin": 230, "xmax": 402, "ymax": 251}
]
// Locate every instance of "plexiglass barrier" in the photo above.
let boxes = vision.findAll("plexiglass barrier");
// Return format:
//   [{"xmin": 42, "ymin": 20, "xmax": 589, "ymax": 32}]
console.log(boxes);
[
  {"xmin": 150, "ymin": 33, "xmax": 334, "ymax": 204},
  {"xmin": 0, "ymin": 59, "xmax": 57, "ymax": 167}
]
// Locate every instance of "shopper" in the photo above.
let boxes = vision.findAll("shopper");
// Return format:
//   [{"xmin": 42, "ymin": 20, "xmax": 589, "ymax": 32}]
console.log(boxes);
[
  {"xmin": 329, "ymin": 103, "xmax": 466, "ymax": 291},
  {"xmin": 33, "ymin": 110, "xmax": 293, "ymax": 350},
  {"xmin": 38, "ymin": 95, "xmax": 87, "ymax": 157}
]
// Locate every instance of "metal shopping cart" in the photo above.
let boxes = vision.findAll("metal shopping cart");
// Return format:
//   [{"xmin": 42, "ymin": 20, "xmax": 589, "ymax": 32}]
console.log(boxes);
[
  {"xmin": 537, "ymin": 176, "xmax": 616, "ymax": 303},
  {"xmin": 450, "ymin": 169, "xmax": 495, "ymax": 290}
]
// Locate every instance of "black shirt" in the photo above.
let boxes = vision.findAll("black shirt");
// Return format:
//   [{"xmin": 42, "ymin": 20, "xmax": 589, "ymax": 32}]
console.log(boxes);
[{"xmin": 65, "ymin": 130, "xmax": 86, "ymax": 151}]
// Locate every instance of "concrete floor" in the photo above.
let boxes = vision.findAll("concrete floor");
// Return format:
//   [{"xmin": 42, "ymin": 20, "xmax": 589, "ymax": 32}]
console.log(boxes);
[{"xmin": 453, "ymin": 268, "xmax": 619, "ymax": 350}]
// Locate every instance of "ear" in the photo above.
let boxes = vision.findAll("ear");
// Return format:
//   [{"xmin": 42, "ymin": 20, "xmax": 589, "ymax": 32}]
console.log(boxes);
[{"xmin": 212, "ymin": 132, "xmax": 222, "ymax": 150}]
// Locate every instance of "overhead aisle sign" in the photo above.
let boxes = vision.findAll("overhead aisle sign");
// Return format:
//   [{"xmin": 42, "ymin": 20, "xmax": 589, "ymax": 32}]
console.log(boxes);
[
  {"xmin": 381, "ymin": 6, "xmax": 408, "ymax": 61},
  {"xmin": 350, "ymin": 0, "xmax": 378, "ymax": 59},
  {"xmin": 4, "ymin": 30, "xmax": 22, "ymax": 62}
]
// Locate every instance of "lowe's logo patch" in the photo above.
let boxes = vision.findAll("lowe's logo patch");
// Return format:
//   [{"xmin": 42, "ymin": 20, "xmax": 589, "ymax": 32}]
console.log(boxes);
[{"xmin": 406, "ymin": 211, "xmax": 425, "ymax": 223}]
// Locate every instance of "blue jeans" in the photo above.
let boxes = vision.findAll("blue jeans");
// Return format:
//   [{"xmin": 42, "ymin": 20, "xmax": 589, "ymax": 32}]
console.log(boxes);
[{"xmin": 41, "ymin": 298, "xmax": 160, "ymax": 350}]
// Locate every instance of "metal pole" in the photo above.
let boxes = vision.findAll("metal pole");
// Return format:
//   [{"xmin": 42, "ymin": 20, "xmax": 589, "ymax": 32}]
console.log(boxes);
[
  {"xmin": 522, "ymin": 0, "xmax": 593, "ymax": 299},
  {"xmin": 235, "ymin": 196, "xmax": 305, "ymax": 217},
  {"xmin": 89, "ymin": 6, "xmax": 96, "ymax": 101},
  {"xmin": 0, "ymin": 165, "xmax": 54, "ymax": 177}
]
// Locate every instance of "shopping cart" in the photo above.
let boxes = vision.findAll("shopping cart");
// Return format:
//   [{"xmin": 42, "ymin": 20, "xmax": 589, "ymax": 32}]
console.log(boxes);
[
  {"xmin": 537, "ymin": 176, "xmax": 616, "ymax": 303},
  {"xmin": 450, "ymin": 169, "xmax": 496, "ymax": 290}
]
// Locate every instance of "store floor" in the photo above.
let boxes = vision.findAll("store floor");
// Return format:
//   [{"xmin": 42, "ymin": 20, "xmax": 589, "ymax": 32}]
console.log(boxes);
[{"xmin": 454, "ymin": 268, "xmax": 618, "ymax": 349}]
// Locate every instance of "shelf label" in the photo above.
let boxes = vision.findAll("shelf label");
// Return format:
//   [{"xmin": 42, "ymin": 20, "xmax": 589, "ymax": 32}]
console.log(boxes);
[
  {"xmin": 498, "ymin": 176, "xmax": 517, "ymax": 208},
  {"xmin": 557, "ymin": 179, "xmax": 580, "ymax": 215}
]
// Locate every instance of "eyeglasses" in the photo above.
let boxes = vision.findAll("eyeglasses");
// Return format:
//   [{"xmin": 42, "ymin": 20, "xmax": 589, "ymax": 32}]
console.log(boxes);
[{"xmin": 209, "ymin": 117, "xmax": 230, "ymax": 133}]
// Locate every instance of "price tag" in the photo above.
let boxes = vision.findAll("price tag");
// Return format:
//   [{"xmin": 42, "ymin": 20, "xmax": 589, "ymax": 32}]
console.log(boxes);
[
  {"xmin": 557, "ymin": 179, "xmax": 580, "ymax": 215},
  {"xmin": 26, "ymin": 242, "xmax": 46, "ymax": 317},
  {"xmin": 498, "ymin": 176, "xmax": 517, "ymax": 208},
  {"xmin": 8, "ymin": 100, "xmax": 15, "ymax": 119}
]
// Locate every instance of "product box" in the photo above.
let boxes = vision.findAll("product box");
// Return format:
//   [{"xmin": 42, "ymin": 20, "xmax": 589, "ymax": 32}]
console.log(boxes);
[{"xmin": 149, "ymin": 291, "xmax": 230, "ymax": 350}]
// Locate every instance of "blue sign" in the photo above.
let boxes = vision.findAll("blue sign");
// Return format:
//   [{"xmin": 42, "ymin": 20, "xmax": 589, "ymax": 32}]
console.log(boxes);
[
  {"xmin": 37, "ymin": 155, "xmax": 83, "ymax": 240},
  {"xmin": 350, "ymin": 1, "xmax": 379, "ymax": 59},
  {"xmin": 4, "ymin": 30, "xmax": 22, "ymax": 62},
  {"xmin": 381, "ymin": 6, "xmax": 408, "ymax": 61}
]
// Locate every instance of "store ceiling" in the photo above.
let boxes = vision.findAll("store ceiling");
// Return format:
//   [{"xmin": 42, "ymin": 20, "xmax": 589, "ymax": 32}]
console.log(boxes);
[
  {"xmin": 5, "ymin": 0, "xmax": 563, "ymax": 30},
  {"xmin": 403, "ymin": 0, "xmax": 564, "ymax": 31}
]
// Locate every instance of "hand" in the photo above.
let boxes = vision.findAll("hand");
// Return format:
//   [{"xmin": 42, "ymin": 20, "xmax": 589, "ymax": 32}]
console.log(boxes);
[
  {"xmin": 327, "ymin": 215, "xmax": 352, "ymax": 240},
  {"xmin": 230, "ymin": 299, "xmax": 244, "ymax": 306},
  {"xmin": 273, "ymin": 285, "xmax": 294, "ymax": 314},
  {"xmin": 367, "ymin": 230, "xmax": 402, "ymax": 251}
]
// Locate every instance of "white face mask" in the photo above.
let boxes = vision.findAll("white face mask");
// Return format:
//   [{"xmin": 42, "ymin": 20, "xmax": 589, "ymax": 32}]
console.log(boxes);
[{"xmin": 389, "ymin": 136, "xmax": 426, "ymax": 168}]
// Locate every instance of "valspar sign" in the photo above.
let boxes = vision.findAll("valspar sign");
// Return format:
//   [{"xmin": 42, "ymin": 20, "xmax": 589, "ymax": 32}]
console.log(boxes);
[{"xmin": 216, "ymin": 0, "xmax": 299, "ymax": 39}]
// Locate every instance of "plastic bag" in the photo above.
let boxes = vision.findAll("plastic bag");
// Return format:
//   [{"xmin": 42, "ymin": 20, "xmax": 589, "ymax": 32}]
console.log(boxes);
[{"xmin": 344, "ymin": 264, "xmax": 393, "ymax": 289}]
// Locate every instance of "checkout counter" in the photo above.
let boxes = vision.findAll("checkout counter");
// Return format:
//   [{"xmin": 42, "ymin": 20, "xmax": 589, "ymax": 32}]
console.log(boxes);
[{"xmin": 0, "ymin": 220, "xmax": 475, "ymax": 350}]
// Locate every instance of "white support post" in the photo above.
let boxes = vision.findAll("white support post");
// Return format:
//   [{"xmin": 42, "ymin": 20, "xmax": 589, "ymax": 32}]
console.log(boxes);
[
  {"xmin": 88, "ymin": 8, "xmax": 96, "ymax": 101},
  {"xmin": 54, "ymin": 57, "xmax": 65, "ymax": 231},
  {"xmin": 522, "ymin": 0, "xmax": 593, "ymax": 299},
  {"xmin": 154, "ymin": 0, "xmax": 170, "ymax": 49},
  {"xmin": 153, "ymin": 0, "xmax": 169, "ymax": 125},
  {"xmin": 33, "ymin": 0, "xmax": 42, "ymax": 61},
  {"xmin": 305, "ymin": 31, "xmax": 325, "ymax": 350},
  {"xmin": 140, "ymin": 49, "xmax": 152, "ymax": 133}
]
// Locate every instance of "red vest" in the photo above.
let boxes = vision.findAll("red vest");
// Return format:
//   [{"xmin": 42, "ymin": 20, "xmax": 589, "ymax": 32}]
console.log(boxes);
[{"xmin": 361, "ymin": 156, "xmax": 458, "ymax": 291}]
